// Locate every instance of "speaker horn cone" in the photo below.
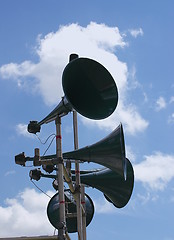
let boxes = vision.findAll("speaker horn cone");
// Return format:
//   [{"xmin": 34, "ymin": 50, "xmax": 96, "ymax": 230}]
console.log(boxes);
[
  {"xmin": 63, "ymin": 123, "xmax": 126, "ymax": 178},
  {"xmin": 62, "ymin": 57, "xmax": 118, "ymax": 120}
]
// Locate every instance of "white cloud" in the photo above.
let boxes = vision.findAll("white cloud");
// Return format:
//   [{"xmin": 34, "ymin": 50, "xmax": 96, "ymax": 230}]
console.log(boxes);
[
  {"xmin": 143, "ymin": 92, "xmax": 148, "ymax": 103},
  {"xmin": 0, "ymin": 22, "xmax": 148, "ymax": 135},
  {"xmin": 155, "ymin": 96, "xmax": 166, "ymax": 111},
  {"xmin": 168, "ymin": 113, "xmax": 174, "ymax": 124},
  {"xmin": 0, "ymin": 61, "xmax": 35, "ymax": 79},
  {"xmin": 4, "ymin": 170, "xmax": 16, "ymax": 177},
  {"xmin": 126, "ymin": 145, "xmax": 136, "ymax": 162},
  {"xmin": 134, "ymin": 152, "xmax": 174, "ymax": 190},
  {"xmin": 93, "ymin": 197, "xmax": 115, "ymax": 214},
  {"xmin": 81, "ymin": 101, "xmax": 148, "ymax": 135},
  {"xmin": 136, "ymin": 192, "xmax": 159, "ymax": 205},
  {"xmin": 0, "ymin": 22, "xmax": 126, "ymax": 106},
  {"xmin": 93, "ymin": 195, "xmax": 135, "ymax": 216},
  {"xmin": 169, "ymin": 96, "xmax": 174, "ymax": 104},
  {"xmin": 128, "ymin": 65, "xmax": 141, "ymax": 89},
  {"xmin": 0, "ymin": 188, "xmax": 55, "ymax": 237},
  {"xmin": 16, "ymin": 123, "xmax": 33, "ymax": 138},
  {"xmin": 129, "ymin": 28, "xmax": 144, "ymax": 38}
]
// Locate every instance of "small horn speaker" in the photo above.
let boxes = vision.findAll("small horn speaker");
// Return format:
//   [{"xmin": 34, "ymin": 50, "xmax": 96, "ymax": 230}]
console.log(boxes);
[
  {"xmin": 79, "ymin": 158, "xmax": 134, "ymax": 208},
  {"xmin": 63, "ymin": 124, "xmax": 126, "ymax": 178}
]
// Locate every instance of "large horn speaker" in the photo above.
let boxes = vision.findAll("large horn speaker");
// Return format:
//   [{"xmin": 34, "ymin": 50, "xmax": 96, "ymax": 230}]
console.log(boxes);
[
  {"xmin": 32, "ymin": 56, "xmax": 118, "ymax": 128},
  {"xmin": 63, "ymin": 123, "xmax": 126, "ymax": 178},
  {"xmin": 79, "ymin": 158, "xmax": 134, "ymax": 208},
  {"xmin": 62, "ymin": 57, "xmax": 118, "ymax": 120}
]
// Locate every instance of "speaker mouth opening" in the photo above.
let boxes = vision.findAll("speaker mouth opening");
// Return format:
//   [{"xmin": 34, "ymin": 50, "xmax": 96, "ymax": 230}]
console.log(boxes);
[{"xmin": 62, "ymin": 57, "xmax": 118, "ymax": 120}]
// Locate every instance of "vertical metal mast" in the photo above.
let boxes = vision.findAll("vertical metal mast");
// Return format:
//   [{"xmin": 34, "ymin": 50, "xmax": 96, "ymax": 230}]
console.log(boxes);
[
  {"xmin": 69, "ymin": 53, "xmax": 86, "ymax": 240},
  {"xmin": 81, "ymin": 184, "xmax": 86, "ymax": 240},
  {"xmin": 73, "ymin": 110, "xmax": 83, "ymax": 240},
  {"xmin": 56, "ymin": 116, "xmax": 66, "ymax": 240}
]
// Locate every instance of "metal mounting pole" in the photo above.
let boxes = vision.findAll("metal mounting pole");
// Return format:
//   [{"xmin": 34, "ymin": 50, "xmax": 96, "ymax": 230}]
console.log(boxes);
[
  {"xmin": 73, "ymin": 110, "xmax": 83, "ymax": 240},
  {"xmin": 81, "ymin": 184, "xmax": 86, "ymax": 240},
  {"xmin": 56, "ymin": 116, "xmax": 66, "ymax": 240},
  {"xmin": 69, "ymin": 53, "xmax": 86, "ymax": 239}
]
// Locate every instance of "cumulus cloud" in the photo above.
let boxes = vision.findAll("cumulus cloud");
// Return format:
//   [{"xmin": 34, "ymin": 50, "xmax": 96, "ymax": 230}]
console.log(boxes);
[
  {"xmin": 126, "ymin": 145, "xmax": 136, "ymax": 162},
  {"xmin": 0, "ymin": 22, "xmax": 148, "ymax": 135},
  {"xmin": 0, "ymin": 61, "xmax": 35, "ymax": 79},
  {"xmin": 136, "ymin": 192, "xmax": 159, "ymax": 205},
  {"xmin": 129, "ymin": 28, "xmax": 144, "ymax": 38},
  {"xmin": 0, "ymin": 188, "xmax": 55, "ymax": 237},
  {"xmin": 155, "ymin": 96, "xmax": 166, "ymax": 111},
  {"xmin": 134, "ymin": 152, "xmax": 174, "ymax": 190},
  {"xmin": 93, "ymin": 197, "xmax": 115, "ymax": 214},
  {"xmin": 81, "ymin": 101, "xmax": 148, "ymax": 135},
  {"xmin": 16, "ymin": 123, "xmax": 33, "ymax": 138}
]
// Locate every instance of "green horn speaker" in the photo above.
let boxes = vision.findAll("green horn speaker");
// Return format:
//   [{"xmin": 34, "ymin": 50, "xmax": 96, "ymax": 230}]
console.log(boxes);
[
  {"xmin": 63, "ymin": 124, "xmax": 126, "ymax": 178},
  {"xmin": 62, "ymin": 57, "xmax": 118, "ymax": 120},
  {"xmin": 79, "ymin": 158, "xmax": 134, "ymax": 208},
  {"xmin": 35, "ymin": 56, "xmax": 118, "ymax": 127}
]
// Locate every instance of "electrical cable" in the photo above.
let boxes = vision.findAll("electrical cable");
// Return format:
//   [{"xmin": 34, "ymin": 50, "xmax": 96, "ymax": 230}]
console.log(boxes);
[
  {"xmin": 36, "ymin": 133, "xmax": 56, "ymax": 145},
  {"xmin": 30, "ymin": 133, "xmax": 56, "ymax": 199},
  {"xmin": 36, "ymin": 132, "xmax": 56, "ymax": 157},
  {"xmin": 30, "ymin": 179, "xmax": 52, "ymax": 198},
  {"xmin": 54, "ymin": 228, "xmax": 57, "ymax": 236},
  {"xmin": 42, "ymin": 134, "xmax": 56, "ymax": 156}
]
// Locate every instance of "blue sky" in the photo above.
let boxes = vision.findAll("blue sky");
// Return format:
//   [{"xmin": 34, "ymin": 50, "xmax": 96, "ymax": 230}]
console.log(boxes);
[{"xmin": 0, "ymin": 0, "xmax": 174, "ymax": 239}]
